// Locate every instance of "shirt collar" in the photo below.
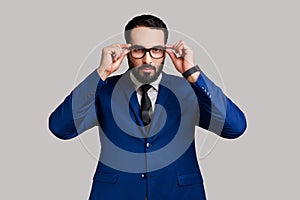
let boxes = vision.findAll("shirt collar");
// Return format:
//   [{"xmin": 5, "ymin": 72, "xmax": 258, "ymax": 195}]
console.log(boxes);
[{"xmin": 130, "ymin": 71, "xmax": 162, "ymax": 91}]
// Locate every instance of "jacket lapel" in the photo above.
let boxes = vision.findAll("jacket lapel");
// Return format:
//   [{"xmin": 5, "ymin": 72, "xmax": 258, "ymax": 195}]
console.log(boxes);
[
  {"xmin": 118, "ymin": 72, "xmax": 147, "ymax": 137},
  {"xmin": 118, "ymin": 71, "xmax": 171, "ymax": 138},
  {"xmin": 147, "ymin": 73, "xmax": 170, "ymax": 137}
]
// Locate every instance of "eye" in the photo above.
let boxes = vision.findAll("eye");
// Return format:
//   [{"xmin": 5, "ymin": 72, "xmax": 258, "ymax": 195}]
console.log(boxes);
[
  {"xmin": 132, "ymin": 48, "xmax": 144, "ymax": 52},
  {"xmin": 152, "ymin": 48, "xmax": 163, "ymax": 52}
]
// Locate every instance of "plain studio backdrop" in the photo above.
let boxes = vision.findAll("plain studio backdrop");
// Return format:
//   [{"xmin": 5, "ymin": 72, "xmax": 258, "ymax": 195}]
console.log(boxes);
[{"xmin": 0, "ymin": 0, "xmax": 299, "ymax": 199}]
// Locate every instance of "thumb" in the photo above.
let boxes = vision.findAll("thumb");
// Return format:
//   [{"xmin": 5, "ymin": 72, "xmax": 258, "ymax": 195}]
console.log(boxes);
[
  {"xmin": 114, "ymin": 49, "xmax": 130, "ymax": 65},
  {"xmin": 166, "ymin": 49, "xmax": 179, "ymax": 64}
]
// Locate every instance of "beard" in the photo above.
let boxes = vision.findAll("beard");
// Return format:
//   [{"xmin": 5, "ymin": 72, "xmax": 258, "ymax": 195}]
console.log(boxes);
[{"xmin": 128, "ymin": 60, "xmax": 164, "ymax": 84}]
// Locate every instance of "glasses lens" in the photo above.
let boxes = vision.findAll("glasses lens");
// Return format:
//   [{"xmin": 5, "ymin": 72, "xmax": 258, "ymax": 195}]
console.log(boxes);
[
  {"xmin": 131, "ymin": 47, "xmax": 145, "ymax": 59},
  {"xmin": 150, "ymin": 47, "xmax": 165, "ymax": 59},
  {"xmin": 130, "ymin": 46, "xmax": 165, "ymax": 59}
]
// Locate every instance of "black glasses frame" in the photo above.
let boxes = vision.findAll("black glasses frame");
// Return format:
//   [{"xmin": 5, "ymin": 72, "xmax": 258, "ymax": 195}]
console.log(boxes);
[{"xmin": 129, "ymin": 45, "xmax": 166, "ymax": 59}]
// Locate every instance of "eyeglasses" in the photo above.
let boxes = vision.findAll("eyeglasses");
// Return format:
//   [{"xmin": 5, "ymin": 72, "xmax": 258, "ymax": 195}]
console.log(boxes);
[{"xmin": 129, "ymin": 45, "xmax": 165, "ymax": 59}]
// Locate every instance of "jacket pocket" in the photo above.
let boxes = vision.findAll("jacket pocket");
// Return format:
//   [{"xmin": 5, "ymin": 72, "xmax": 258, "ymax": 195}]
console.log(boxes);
[
  {"xmin": 177, "ymin": 173, "xmax": 203, "ymax": 186},
  {"xmin": 93, "ymin": 172, "xmax": 118, "ymax": 184}
]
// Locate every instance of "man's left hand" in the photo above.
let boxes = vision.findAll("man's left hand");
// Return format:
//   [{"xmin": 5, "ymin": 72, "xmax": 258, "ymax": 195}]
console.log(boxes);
[{"xmin": 165, "ymin": 40, "xmax": 200, "ymax": 83}]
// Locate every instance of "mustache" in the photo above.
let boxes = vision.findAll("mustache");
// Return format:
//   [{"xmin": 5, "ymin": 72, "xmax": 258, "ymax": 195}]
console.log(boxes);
[{"xmin": 137, "ymin": 64, "xmax": 156, "ymax": 71}]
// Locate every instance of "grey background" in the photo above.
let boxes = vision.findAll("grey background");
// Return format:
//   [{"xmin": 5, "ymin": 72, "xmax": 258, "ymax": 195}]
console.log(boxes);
[{"xmin": 0, "ymin": 0, "xmax": 299, "ymax": 199}]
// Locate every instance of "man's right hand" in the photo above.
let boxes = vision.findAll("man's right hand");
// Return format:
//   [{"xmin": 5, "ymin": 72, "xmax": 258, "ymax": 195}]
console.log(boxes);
[{"xmin": 97, "ymin": 44, "xmax": 131, "ymax": 80}]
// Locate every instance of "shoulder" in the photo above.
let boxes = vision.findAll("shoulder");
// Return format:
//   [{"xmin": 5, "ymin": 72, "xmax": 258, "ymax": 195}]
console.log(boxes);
[
  {"xmin": 160, "ymin": 72, "xmax": 195, "ymax": 98},
  {"xmin": 161, "ymin": 72, "xmax": 191, "ymax": 89},
  {"xmin": 98, "ymin": 72, "xmax": 133, "ymax": 93},
  {"xmin": 162, "ymin": 72, "xmax": 184, "ymax": 81}
]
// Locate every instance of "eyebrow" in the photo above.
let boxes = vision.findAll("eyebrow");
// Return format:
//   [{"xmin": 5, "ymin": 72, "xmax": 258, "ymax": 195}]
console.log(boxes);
[{"xmin": 130, "ymin": 45, "xmax": 144, "ymax": 49}]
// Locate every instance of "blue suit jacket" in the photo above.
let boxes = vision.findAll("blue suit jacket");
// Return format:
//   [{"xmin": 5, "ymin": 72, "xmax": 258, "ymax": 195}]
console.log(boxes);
[{"xmin": 49, "ymin": 69, "xmax": 247, "ymax": 200}]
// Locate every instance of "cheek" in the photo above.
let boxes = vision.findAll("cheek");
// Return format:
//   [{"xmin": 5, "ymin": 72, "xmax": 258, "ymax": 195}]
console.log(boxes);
[
  {"xmin": 153, "ymin": 58, "xmax": 165, "ymax": 66},
  {"xmin": 134, "ymin": 60, "xmax": 143, "ymax": 66},
  {"xmin": 129, "ymin": 56, "xmax": 142, "ymax": 67}
]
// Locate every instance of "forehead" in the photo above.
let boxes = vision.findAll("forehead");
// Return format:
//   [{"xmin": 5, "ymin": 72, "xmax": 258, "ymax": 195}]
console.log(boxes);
[{"xmin": 129, "ymin": 27, "xmax": 165, "ymax": 47}]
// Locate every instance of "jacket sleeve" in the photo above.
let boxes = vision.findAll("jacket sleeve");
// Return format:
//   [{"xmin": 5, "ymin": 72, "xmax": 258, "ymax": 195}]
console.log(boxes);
[
  {"xmin": 48, "ymin": 69, "xmax": 105, "ymax": 140},
  {"xmin": 190, "ymin": 71, "xmax": 247, "ymax": 139}
]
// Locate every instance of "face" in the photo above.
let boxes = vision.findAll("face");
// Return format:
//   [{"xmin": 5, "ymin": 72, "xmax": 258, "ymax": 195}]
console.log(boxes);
[{"xmin": 127, "ymin": 27, "xmax": 165, "ymax": 84}]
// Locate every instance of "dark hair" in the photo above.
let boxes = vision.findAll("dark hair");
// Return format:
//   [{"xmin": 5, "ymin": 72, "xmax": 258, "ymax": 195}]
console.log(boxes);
[{"xmin": 124, "ymin": 14, "xmax": 168, "ymax": 44}]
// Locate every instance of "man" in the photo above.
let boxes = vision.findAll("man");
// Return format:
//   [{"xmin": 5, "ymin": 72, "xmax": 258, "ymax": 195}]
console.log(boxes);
[{"xmin": 49, "ymin": 14, "xmax": 247, "ymax": 200}]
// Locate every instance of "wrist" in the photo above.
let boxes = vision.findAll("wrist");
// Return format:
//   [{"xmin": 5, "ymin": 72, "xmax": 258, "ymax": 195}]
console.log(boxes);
[
  {"xmin": 182, "ymin": 65, "xmax": 201, "ymax": 83},
  {"xmin": 186, "ymin": 71, "xmax": 200, "ymax": 83},
  {"xmin": 97, "ymin": 67, "xmax": 110, "ymax": 81}
]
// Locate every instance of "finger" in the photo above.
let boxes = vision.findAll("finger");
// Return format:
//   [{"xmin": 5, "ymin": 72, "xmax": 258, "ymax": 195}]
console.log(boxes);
[
  {"xmin": 121, "ymin": 48, "xmax": 130, "ymax": 56},
  {"xmin": 178, "ymin": 41, "xmax": 191, "ymax": 56},
  {"xmin": 118, "ymin": 49, "xmax": 130, "ymax": 60},
  {"xmin": 174, "ymin": 40, "xmax": 182, "ymax": 51},
  {"xmin": 111, "ymin": 50, "xmax": 118, "ymax": 62},
  {"xmin": 165, "ymin": 45, "xmax": 177, "ymax": 55},
  {"xmin": 172, "ymin": 44, "xmax": 183, "ymax": 57},
  {"xmin": 112, "ymin": 44, "xmax": 123, "ymax": 61},
  {"xmin": 180, "ymin": 42, "xmax": 191, "ymax": 53},
  {"xmin": 114, "ymin": 44, "xmax": 131, "ymax": 62},
  {"xmin": 107, "ymin": 48, "xmax": 117, "ymax": 59},
  {"xmin": 118, "ymin": 45, "xmax": 131, "ymax": 58},
  {"xmin": 116, "ymin": 45, "xmax": 122, "ymax": 57},
  {"xmin": 165, "ymin": 44, "xmax": 174, "ymax": 49},
  {"xmin": 173, "ymin": 41, "xmax": 184, "ymax": 55},
  {"xmin": 115, "ymin": 49, "xmax": 130, "ymax": 64},
  {"xmin": 165, "ymin": 48, "xmax": 178, "ymax": 61},
  {"xmin": 177, "ymin": 44, "xmax": 185, "ymax": 57},
  {"xmin": 120, "ymin": 43, "xmax": 131, "ymax": 49},
  {"xmin": 178, "ymin": 42, "xmax": 193, "ymax": 58}
]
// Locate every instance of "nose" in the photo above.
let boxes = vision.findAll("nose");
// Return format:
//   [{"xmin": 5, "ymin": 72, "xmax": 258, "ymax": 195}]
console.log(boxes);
[{"xmin": 142, "ymin": 51, "xmax": 152, "ymax": 64}]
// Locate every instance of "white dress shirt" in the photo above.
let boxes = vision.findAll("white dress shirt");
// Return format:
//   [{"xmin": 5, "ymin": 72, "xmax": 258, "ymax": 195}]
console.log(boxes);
[{"xmin": 129, "ymin": 71, "xmax": 162, "ymax": 113}]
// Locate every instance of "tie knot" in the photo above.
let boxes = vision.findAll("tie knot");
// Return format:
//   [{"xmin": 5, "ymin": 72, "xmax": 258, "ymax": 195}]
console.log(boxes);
[{"xmin": 140, "ymin": 84, "xmax": 152, "ymax": 92}]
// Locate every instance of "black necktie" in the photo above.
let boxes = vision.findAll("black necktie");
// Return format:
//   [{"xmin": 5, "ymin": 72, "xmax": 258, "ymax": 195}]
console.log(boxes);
[{"xmin": 140, "ymin": 84, "xmax": 152, "ymax": 126}]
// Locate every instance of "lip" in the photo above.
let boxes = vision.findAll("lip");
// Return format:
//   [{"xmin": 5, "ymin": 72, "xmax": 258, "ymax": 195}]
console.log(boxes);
[{"xmin": 142, "ymin": 68, "xmax": 154, "ymax": 73}]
